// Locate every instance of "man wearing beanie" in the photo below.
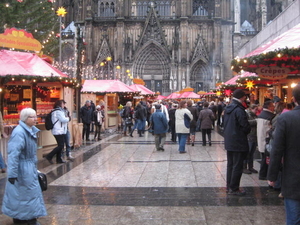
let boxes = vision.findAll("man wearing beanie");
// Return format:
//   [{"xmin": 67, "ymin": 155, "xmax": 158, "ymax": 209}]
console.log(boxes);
[{"xmin": 224, "ymin": 89, "xmax": 251, "ymax": 195}]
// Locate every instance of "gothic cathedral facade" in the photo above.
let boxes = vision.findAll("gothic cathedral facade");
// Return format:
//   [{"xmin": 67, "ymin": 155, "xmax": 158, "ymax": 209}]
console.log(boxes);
[
  {"xmin": 69, "ymin": 0, "xmax": 233, "ymax": 95},
  {"xmin": 60, "ymin": 0, "xmax": 293, "ymax": 95}
]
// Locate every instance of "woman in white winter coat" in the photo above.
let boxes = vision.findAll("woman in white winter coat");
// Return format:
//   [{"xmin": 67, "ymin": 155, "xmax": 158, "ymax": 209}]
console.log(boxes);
[
  {"xmin": 175, "ymin": 100, "xmax": 193, "ymax": 153},
  {"xmin": 45, "ymin": 100, "xmax": 70, "ymax": 164}
]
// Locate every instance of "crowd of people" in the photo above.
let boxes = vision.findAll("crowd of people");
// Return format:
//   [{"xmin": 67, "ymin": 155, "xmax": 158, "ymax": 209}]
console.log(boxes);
[
  {"xmin": 2, "ymin": 85, "xmax": 300, "ymax": 224},
  {"xmin": 117, "ymin": 97, "xmax": 226, "ymax": 153}
]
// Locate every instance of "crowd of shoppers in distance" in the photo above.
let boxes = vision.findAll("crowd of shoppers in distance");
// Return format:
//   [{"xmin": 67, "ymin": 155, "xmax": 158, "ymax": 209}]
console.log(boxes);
[{"xmin": 1, "ymin": 84, "xmax": 299, "ymax": 224}]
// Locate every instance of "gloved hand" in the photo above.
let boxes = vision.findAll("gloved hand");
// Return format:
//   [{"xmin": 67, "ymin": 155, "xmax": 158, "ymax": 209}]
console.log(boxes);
[{"xmin": 8, "ymin": 177, "xmax": 18, "ymax": 184}]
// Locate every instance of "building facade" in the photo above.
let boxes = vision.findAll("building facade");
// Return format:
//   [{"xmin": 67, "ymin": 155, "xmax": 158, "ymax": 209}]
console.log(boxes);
[
  {"xmin": 61, "ymin": 0, "xmax": 233, "ymax": 95},
  {"xmin": 59, "ymin": 0, "xmax": 292, "ymax": 95}
]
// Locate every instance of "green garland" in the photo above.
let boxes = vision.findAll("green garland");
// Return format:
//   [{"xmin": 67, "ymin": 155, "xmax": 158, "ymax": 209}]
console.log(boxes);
[{"xmin": 231, "ymin": 47, "xmax": 300, "ymax": 73}]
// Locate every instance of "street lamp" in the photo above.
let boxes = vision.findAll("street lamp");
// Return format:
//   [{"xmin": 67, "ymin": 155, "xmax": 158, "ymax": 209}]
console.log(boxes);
[
  {"xmin": 56, "ymin": 7, "xmax": 67, "ymax": 67},
  {"xmin": 116, "ymin": 65, "xmax": 121, "ymax": 80}
]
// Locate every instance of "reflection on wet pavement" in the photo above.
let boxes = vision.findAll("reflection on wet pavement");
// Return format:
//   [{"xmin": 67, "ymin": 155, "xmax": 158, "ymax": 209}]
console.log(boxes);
[{"xmin": 0, "ymin": 131, "xmax": 285, "ymax": 224}]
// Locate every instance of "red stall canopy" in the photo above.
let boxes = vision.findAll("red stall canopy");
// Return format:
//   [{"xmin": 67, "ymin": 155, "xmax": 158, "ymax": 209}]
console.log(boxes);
[
  {"xmin": 129, "ymin": 84, "xmax": 155, "ymax": 95},
  {"xmin": 156, "ymin": 95, "xmax": 166, "ymax": 100},
  {"xmin": 179, "ymin": 91, "xmax": 200, "ymax": 99},
  {"xmin": 244, "ymin": 23, "xmax": 300, "ymax": 57},
  {"xmin": 82, "ymin": 80, "xmax": 137, "ymax": 93},
  {"xmin": 166, "ymin": 92, "xmax": 181, "ymax": 99},
  {"xmin": 0, "ymin": 50, "xmax": 67, "ymax": 77},
  {"xmin": 224, "ymin": 72, "xmax": 258, "ymax": 85}
]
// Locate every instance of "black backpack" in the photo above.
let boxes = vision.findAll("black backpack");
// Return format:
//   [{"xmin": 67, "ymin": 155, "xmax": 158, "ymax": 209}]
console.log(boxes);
[{"xmin": 45, "ymin": 109, "xmax": 59, "ymax": 130}]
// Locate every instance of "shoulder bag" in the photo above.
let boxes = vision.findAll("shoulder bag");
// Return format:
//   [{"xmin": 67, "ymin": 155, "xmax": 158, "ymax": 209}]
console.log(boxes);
[{"xmin": 38, "ymin": 170, "xmax": 47, "ymax": 191}]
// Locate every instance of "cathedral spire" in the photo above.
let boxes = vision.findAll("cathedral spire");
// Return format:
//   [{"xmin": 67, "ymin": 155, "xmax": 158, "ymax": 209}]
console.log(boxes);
[
  {"xmin": 135, "ymin": 3, "xmax": 169, "ymax": 52},
  {"xmin": 191, "ymin": 35, "xmax": 209, "ymax": 63},
  {"xmin": 95, "ymin": 35, "xmax": 112, "ymax": 64}
]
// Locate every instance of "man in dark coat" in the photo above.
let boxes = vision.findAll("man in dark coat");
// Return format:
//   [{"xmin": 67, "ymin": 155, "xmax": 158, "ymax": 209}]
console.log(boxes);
[
  {"xmin": 224, "ymin": 89, "xmax": 251, "ymax": 195},
  {"xmin": 150, "ymin": 104, "xmax": 168, "ymax": 151},
  {"xmin": 217, "ymin": 97, "xmax": 225, "ymax": 127},
  {"xmin": 168, "ymin": 103, "xmax": 178, "ymax": 142},
  {"xmin": 268, "ymin": 84, "xmax": 300, "ymax": 224},
  {"xmin": 90, "ymin": 100, "xmax": 96, "ymax": 133},
  {"xmin": 80, "ymin": 100, "xmax": 93, "ymax": 141}
]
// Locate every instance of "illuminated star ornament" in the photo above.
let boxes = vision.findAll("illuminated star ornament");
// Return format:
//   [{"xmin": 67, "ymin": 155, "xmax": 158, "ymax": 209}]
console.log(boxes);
[
  {"xmin": 56, "ymin": 7, "xmax": 67, "ymax": 17},
  {"xmin": 246, "ymin": 80, "xmax": 255, "ymax": 90},
  {"xmin": 225, "ymin": 89, "xmax": 232, "ymax": 96},
  {"xmin": 216, "ymin": 91, "xmax": 222, "ymax": 96}
]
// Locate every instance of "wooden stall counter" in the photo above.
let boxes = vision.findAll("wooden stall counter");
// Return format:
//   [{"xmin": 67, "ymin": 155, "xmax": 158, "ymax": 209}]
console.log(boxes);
[
  {"xmin": 0, "ymin": 125, "xmax": 17, "ymax": 164},
  {"xmin": 0, "ymin": 124, "xmax": 56, "ymax": 161},
  {"xmin": 35, "ymin": 123, "xmax": 56, "ymax": 160},
  {"xmin": 0, "ymin": 122, "xmax": 83, "ymax": 162}
]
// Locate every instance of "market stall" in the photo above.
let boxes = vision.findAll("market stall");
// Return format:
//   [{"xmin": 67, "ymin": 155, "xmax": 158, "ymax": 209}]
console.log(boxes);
[
  {"xmin": 129, "ymin": 84, "xmax": 155, "ymax": 105},
  {"xmin": 178, "ymin": 92, "xmax": 200, "ymax": 99},
  {"xmin": 81, "ymin": 80, "xmax": 137, "ymax": 128},
  {"xmin": 0, "ymin": 50, "xmax": 78, "ymax": 159},
  {"xmin": 165, "ymin": 92, "xmax": 181, "ymax": 100},
  {"xmin": 231, "ymin": 23, "xmax": 300, "ymax": 102}
]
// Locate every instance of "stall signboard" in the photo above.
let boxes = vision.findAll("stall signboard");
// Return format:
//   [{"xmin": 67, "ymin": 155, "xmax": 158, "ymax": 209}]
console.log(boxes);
[
  {"xmin": 23, "ymin": 89, "xmax": 31, "ymax": 99},
  {"xmin": 0, "ymin": 28, "xmax": 42, "ymax": 52},
  {"xmin": 256, "ymin": 66, "xmax": 290, "ymax": 80},
  {"xmin": 10, "ymin": 94, "xmax": 19, "ymax": 101},
  {"xmin": 50, "ymin": 89, "xmax": 60, "ymax": 98},
  {"xmin": 133, "ymin": 78, "xmax": 145, "ymax": 85}
]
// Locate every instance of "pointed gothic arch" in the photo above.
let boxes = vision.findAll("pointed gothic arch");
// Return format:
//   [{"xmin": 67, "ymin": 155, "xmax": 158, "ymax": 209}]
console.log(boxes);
[
  {"xmin": 133, "ymin": 41, "xmax": 170, "ymax": 93},
  {"xmin": 93, "ymin": 37, "xmax": 114, "ymax": 79},
  {"xmin": 190, "ymin": 59, "xmax": 211, "ymax": 92}
]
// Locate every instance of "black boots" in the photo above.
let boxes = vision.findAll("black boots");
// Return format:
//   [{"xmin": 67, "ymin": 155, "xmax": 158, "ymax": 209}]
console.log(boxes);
[
  {"xmin": 138, "ymin": 130, "xmax": 143, "ymax": 137},
  {"xmin": 13, "ymin": 218, "xmax": 41, "ymax": 225}
]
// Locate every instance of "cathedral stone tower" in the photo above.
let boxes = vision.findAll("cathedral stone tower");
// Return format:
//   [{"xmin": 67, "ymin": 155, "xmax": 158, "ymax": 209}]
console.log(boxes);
[{"xmin": 71, "ymin": 0, "xmax": 234, "ymax": 95}]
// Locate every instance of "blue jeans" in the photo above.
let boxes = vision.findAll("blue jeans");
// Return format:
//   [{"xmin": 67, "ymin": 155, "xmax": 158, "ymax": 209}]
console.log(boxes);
[
  {"xmin": 64, "ymin": 130, "xmax": 71, "ymax": 157},
  {"xmin": 285, "ymin": 198, "xmax": 300, "ymax": 225},
  {"xmin": 136, "ymin": 119, "xmax": 142, "ymax": 131},
  {"xmin": 246, "ymin": 141, "xmax": 257, "ymax": 169},
  {"xmin": 177, "ymin": 133, "xmax": 188, "ymax": 152},
  {"xmin": 0, "ymin": 152, "xmax": 6, "ymax": 169},
  {"xmin": 123, "ymin": 118, "xmax": 132, "ymax": 132},
  {"xmin": 130, "ymin": 119, "xmax": 138, "ymax": 133},
  {"xmin": 142, "ymin": 118, "xmax": 146, "ymax": 131},
  {"xmin": 137, "ymin": 118, "xmax": 145, "ymax": 132}
]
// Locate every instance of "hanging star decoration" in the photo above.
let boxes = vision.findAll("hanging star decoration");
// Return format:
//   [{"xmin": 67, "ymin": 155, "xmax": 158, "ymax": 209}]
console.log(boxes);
[
  {"xmin": 216, "ymin": 91, "xmax": 222, "ymax": 96},
  {"xmin": 56, "ymin": 7, "xmax": 67, "ymax": 17},
  {"xmin": 225, "ymin": 89, "xmax": 232, "ymax": 96},
  {"xmin": 246, "ymin": 80, "xmax": 255, "ymax": 90}
]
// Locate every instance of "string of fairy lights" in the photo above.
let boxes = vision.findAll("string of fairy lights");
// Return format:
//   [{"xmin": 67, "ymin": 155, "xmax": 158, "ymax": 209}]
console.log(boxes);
[
  {"xmin": 4, "ymin": 0, "xmax": 58, "ymax": 53},
  {"xmin": 3, "ymin": 1, "xmax": 135, "ymax": 83}
]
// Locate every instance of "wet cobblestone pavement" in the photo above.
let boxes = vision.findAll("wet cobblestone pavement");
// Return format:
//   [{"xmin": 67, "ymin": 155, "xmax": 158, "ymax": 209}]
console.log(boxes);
[{"xmin": 0, "ymin": 130, "xmax": 285, "ymax": 224}]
